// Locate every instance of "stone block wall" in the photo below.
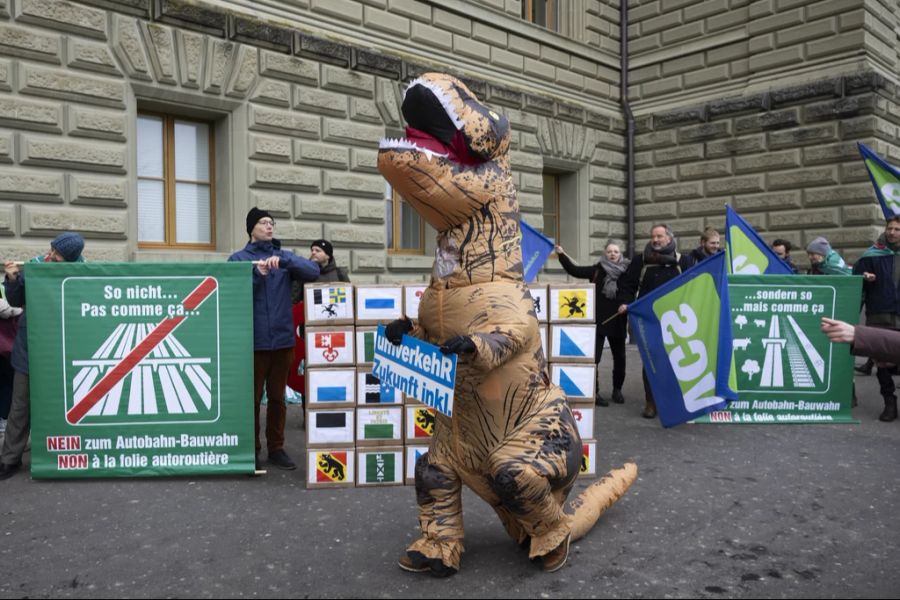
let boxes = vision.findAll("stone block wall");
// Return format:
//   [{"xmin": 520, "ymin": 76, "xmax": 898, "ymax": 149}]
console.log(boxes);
[
  {"xmin": 633, "ymin": 71, "xmax": 895, "ymax": 266},
  {"xmin": 0, "ymin": 0, "xmax": 626, "ymax": 282}
]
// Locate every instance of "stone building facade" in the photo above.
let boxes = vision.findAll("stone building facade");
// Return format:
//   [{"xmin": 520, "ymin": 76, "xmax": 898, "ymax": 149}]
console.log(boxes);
[{"xmin": 0, "ymin": 0, "xmax": 895, "ymax": 278}]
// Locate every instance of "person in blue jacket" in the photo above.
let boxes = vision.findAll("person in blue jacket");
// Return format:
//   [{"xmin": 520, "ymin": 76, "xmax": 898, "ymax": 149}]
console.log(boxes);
[{"xmin": 229, "ymin": 208, "xmax": 320, "ymax": 470}]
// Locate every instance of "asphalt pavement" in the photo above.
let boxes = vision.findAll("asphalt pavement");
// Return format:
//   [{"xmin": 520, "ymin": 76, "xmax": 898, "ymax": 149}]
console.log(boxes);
[{"xmin": 2, "ymin": 345, "xmax": 899, "ymax": 599}]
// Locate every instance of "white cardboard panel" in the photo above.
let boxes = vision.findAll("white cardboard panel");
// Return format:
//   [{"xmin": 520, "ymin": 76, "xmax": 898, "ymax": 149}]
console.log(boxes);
[
  {"xmin": 356, "ymin": 406, "xmax": 403, "ymax": 445},
  {"xmin": 306, "ymin": 448, "xmax": 355, "ymax": 488},
  {"xmin": 570, "ymin": 403, "xmax": 595, "ymax": 440},
  {"xmin": 405, "ymin": 404, "xmax": 436, "ymax": 442},
  {"xmin": 551, "ymin": 363, "xmax": 596, "ymax": 402},
  {"xmin": 528, "ymin": 284, "xmax": 548, "ymax": 322},
  {"xmin": 549, "ymin": 285, "xmax": 595, "ymax": 323},
  {"xmin": 306, "ymin": 409, "xmax": 355, "ymax": 447},
  {"xmin": 357, "ymin": 369, "xmax": 403, "ymax": 405},
  {"xmin": 550, "ymin": 324, "xmax": 596, "ymax": 363},
  {"xmin": 539, "ymin": 324, "xmax": 548, "ymax": 359},
  {"xmin": 356, "ymin": 447, "xmax": 404, "ymax": 486},
  {"xmin": 403, "ymin": 284, "xmax": 427, "ymax": 320},
  {"xmin": 305, "ymin": 327, "xmax": 356, "ymax": 367},
  {"xmin": 355, "ymin": 285, "xmax": 403, "ymax": 324},
  {"xmin": 304, "ymin": 283, "xmax": 354, "ymax": 325},
  {"xmin": 305, "ymin": 368, "xmax": 356, "ymax": 407}
]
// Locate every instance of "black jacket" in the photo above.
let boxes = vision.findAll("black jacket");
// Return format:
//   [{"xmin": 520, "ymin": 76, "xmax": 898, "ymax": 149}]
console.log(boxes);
[
  {"xmin": 617, "ymin": 252, "xmax": 692, "ymax": 306},
  {"xmin": 292, "ymin": 258, "xmax": 350, "ymax": 304},
  {"xmin": 557, "ymin": 253, "xmax": 627, "ymax": 339}
]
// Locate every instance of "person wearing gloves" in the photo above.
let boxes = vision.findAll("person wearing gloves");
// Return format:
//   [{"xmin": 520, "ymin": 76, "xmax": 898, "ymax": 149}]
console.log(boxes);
[{"xmin": 228, "ymin": 208, "xmax": 320, "ymax": 470}]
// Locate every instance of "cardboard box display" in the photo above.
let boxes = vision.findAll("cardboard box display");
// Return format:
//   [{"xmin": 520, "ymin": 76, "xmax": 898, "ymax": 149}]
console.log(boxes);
[
  {"xmin": 307, "ymin": 448, "xmax": 355, "ymax": 488},
  {"xmin": 528, "ymin": 284, "xmax": 548, "ymax": 322},
  {"xmin": 579, "ymin": 439, "xmax": 597, "ymax": 478},
  {"xmin": 569, "ymin": 403, "xmax": 595, "ymax": 440},
  {"xmin": 304, "ymin": 283, "xmax": 354, "ymax": 325},
  {"xmin": 549, "ymin": 324, "xmax": 596, "ymax": 363},
  {"xmin": 404, "ymin": 284, "xmax": 428, "ymax": 320},
  {"xmin": 306, "ymin": 368, "xmax": 356, "ymax": 408},
  {"xmin": 356, "ymin": 447, "xmax": 404, "ymax": 486},
  {"xmin": 405, "ymin": 444, "xmax": 429, "ymax": 485},
  {"xmin": 405, "ymin": 404, "xmax": 436, "ymax": 442},
  {"xmin": 355, "ymin": 285, "xmax": 404, "ymax": 325},
  {"xmin": 551, "ymin": 363, "xmax": 596, "ymax": 402},
  {"xmin": 549, "ymin": 284, "xmax": 595, "ymax": 323},
  {"xmin": 305, "ymin": 326, "xmax": 356, "ymax": 367},
  {"xmin": 357, "ymin": 368, "xmax": 402, "ymax": 405},
  {"xmin": 306, "ymin": 408, "xmax": 355, "ymax": 447},
  {"xmin": 539, "ymin": 324, "xmax": 548, "ymax": 359},
  {"xmin": 356, "ymin": 406, "xmax": 403, "ymax": 446}
]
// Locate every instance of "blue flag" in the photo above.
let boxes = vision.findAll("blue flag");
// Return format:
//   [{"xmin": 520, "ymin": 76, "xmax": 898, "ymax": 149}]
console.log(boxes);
[
  {"xmin": 725, "ymin": 205, "xmax": 794, "ymax": 275},
  {"xmin": 520, "ymin": 219, "xmax": 554, "ymax": 283},
  {"xmin": 858, "ymin": 142, "xmax": 900, "ymax": 220},
  {"xmin": 628, "ymin": 251, "xmax": 737, "ymax": 427}
]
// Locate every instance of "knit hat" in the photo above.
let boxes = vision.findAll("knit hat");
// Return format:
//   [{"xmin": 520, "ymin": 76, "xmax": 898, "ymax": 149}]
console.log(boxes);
[
  {"xmin": 806, "ymin": 236, "xmax": 831, "ymax": 257},
  {"xmin": 310, "ymin": 239, "xmax": 334, "ymax": 258},
  {"xmin": 51, "ymin": 232, "xmax": 84, "ymax": 263},
  {"xmin": 246, "ymin": 207, "xmax": 273, "ymax": 237}
]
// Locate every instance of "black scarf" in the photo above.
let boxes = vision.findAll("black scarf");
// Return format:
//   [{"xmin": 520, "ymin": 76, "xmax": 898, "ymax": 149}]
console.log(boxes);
[{"xmin": 642, "ymin": 239, "xmax": 677, "ymax": 266}]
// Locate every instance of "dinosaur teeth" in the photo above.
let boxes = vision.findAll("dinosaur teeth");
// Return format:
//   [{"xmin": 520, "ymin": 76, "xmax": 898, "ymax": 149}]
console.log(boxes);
[
  {"xmin": 378, "ymin": 137, "xmax": 448, "ymax": 160},
  {"xmin": 404, "ymin": 78, "xmax": 464, "ymax": 130}
]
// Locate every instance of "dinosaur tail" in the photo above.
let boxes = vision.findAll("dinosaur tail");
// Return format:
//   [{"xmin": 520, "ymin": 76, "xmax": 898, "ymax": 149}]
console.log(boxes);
[{"xmin": 565, "ymin": 462, "xmax": 638, "ymax": 541}]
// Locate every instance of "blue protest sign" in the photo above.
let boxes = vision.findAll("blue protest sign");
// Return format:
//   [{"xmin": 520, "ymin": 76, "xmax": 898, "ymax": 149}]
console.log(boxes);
[{"xmin": 372, "ymin": 325, "xmax": 457, "ymax": 417}]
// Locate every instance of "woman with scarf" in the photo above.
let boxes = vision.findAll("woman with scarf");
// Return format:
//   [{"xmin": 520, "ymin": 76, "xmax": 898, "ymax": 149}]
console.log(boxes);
[{"xmin": 556, "ymin": 240, "xmax": 631, "ymax": 406}]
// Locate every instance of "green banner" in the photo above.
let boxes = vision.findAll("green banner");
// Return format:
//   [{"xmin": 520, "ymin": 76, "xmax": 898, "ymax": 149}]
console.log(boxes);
[
  {"xmin": 27, "ymin": 263, "xmax": 255, "ymax": 478},
  {"xmin": 695, "ymin": 275, "xmax": 861, "ymax": 424}
]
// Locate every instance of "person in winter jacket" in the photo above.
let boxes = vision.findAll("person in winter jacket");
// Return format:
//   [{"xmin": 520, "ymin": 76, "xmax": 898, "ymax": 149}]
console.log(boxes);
[
  {"xmin": 852, "ymin": 217, "xmax": 900, "ymax": 422},
  {"xmin": 228, "ymin": 208, "xmax": 319, "ymax": 470},
  {"xmin": 616, "ymin": 224, "xmax": 692, "ymax": 418},
  {"xmin": 0, "ymin": 232, "xmax": 85, "ymax": 480},
  {"xmin": 806, "ymin": 237, "xmax": 852, "ymax": 276},
  {"xmin": 822, "ymin": 317, "xmax": 900, "ymax": 365},
  {"xmin": 291, "ymin": 238, "xmax": 350, "ymax": 304},
  {"xmin": 556, "ymin": 240, "xmax": 630, "ymax": 406},
  {"xmin": 685, "ymin": 227, "xmax": 720, "ymax": 268}
]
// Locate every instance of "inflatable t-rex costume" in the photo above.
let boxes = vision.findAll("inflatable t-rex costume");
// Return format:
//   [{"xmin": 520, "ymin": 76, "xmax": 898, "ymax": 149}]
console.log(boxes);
[{"xmin": 378, "ymin": 73, "xmax": 637, "ymax": 576}]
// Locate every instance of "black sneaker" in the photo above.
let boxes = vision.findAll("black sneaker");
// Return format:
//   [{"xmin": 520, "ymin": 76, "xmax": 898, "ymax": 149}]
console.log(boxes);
[
  {"xmin": 594, "ymin": 395, "xmax": 609, "ymax": 407},
  {"xmin": 611, "ymin": 389, "xmax": 625, "ymax": 404},
  {"xmin": 0, "ymin": 461, "xmax": 22, "ymax": 481},
  {"xmin": 268, "ymin": 449, "xmax": 297, "ymax": 470}
]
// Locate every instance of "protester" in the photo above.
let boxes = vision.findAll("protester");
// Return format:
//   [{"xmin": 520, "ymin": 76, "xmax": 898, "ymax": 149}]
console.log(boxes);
[
  {"xmin": 852, "ymin": 217, "xmax": 900, "ymax": 422},
  {"xmin": 556, "ymin": 240, "xmax": 630, "ymax": 406},
  {"xmin": 685, "ymin": 227, "xmax": 720, "ymax": 268},
  {"xmin": 822, "ymin": 317, "xmax": 900, "ymax": 365},
  {"xmin": 772, "ymin": 238, "xmax": 799, "ymax": 273},
  {"xmin": 616, "ymin": 224, "xmax": 692, "ymax": 418},
  {"xmin": 0, "ymin": 232, "xmax": 85, "ymax": 480},
  {"xmin": 806, "ymin": 237, "xmax": 852, "ymax": 275},
  {"xmin": 291, "ymin": 239, "xmax": 350, "ymax": 304},
  {"xmin": 229, "ymin": 208, "xmax": 320, "ymax": 470},
  {"xmin": 0, "ymin": 294, "xmax": 22, "ymax": 440}
]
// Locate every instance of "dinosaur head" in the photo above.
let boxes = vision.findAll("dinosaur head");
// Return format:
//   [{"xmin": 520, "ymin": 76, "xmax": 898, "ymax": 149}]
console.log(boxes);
[{"xmin": 378, "ymin": 73, "xmax": 513, "ymax": 232}]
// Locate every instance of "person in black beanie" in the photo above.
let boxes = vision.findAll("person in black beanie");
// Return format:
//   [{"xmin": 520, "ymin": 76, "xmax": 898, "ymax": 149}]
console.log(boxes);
[
  {"xmin": 229, "ymin": 208, "xmax": 320, "ymax": 470},
  {"xmin": 291, "ymin": 238, "xmax": 350, "ymax": 304}
]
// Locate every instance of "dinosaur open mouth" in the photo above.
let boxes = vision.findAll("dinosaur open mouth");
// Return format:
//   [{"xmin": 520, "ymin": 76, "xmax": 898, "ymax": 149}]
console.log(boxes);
[{"xmin": 378, "ymin": 78, "xmax": 483, "ymax": 166}]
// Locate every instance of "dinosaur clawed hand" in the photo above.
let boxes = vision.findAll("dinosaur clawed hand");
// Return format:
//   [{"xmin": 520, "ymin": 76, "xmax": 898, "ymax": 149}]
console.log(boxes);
[
  {"xmin": 439, "ymin": 335, "xmax": 476, "ymax": 355},
  {"xmin": 385, "ymin": 317, "xmax": 413, "ymax": 345}
]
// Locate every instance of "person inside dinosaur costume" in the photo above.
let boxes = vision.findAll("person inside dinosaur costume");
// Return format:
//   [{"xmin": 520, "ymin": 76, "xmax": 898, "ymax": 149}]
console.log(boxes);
[{"xmin": 377, "ymin": 73, "xmax": 637, "ymax": 576}]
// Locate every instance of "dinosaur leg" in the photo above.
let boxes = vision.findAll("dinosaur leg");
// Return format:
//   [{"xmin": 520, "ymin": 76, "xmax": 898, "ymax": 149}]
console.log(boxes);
[
  {"xmin": 485, "ymin": 415, "xmax": 582, "ymax": 561},
  {"xmin": 402, "ymin": 449, "xmax": 464, "ymax": 576}
]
